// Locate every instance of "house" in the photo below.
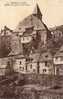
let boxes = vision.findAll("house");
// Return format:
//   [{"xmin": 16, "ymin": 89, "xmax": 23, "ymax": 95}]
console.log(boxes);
[
  {"xmin": 0, "ymin": 53, "xmax": 27, "ymax": 75},
  {"xmin": 7, "ymin": 49, "xmax": 53, "ymax": 75},
  {"xmin": 7, "ymin": 45, "xmax": 27, "ymax": 74},
  {"xmin": 54, "ymin": 45, "xmax": 63, "ymax": 75},
  {"xmin": 13, "ymin": 54, "xmax": 26, "ymax": 73},
  {"xmin": 39, "ymin": 51, "xmax": 54, "ymax": 75},
  {"xmin": 1, "ymin": 26, "xmax": 13, "ymax": 36},
  {"xmin": 8, "ymin": 50, "xmax": 39, "ymax": 74},
  {"xmin": 52, "ymin": 29, "xmax": 62, "ymax": 42},
  {"xmin": 26, "ymin": 50, "xmax": 54, "ymax": 75},
  {"xmin": 27, "ymin": 52, "xmax": 39, "ymax": 74}
]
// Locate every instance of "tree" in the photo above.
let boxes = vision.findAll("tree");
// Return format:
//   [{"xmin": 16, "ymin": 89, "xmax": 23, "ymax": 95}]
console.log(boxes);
[
  {"xmin": 0, "ymin": 35, "xmax": 11, "ymax": 57},
  {"xmin": 5, "ymin": 58, "xmax": 14, "ymax": 75}
]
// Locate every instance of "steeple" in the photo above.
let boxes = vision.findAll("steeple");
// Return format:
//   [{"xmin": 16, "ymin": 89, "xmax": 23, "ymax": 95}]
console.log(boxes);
[{"xmin": 33, "ymin": 4, "xmax": 42, "ymax": 20}]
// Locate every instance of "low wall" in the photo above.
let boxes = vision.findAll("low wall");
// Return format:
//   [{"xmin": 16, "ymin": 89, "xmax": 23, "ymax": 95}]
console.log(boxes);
[
  {"xmin": 0, "ymin": 73, "xmax": 63, "ymax": 99},
  {"xmin": 18, "ymin": 74, "xmax": 63, "ymax": 87}
]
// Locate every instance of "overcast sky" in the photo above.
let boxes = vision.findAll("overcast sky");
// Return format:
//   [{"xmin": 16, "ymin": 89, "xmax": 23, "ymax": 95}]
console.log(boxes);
[{"xmin": 0, "ymin": 0, "xmax": 63, "ymax": 30}]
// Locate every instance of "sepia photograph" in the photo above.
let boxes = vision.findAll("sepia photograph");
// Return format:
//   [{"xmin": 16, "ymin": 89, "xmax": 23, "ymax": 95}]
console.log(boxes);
[{"xmin": 0, "ymin": 0, "xmax": 63, "ymax": 99}]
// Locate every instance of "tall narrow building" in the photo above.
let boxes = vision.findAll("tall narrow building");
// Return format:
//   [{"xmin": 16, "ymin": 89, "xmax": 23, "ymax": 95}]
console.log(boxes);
[{"xmin": 33, "ymin": 3, "xmax": 42, "ymax": 20}]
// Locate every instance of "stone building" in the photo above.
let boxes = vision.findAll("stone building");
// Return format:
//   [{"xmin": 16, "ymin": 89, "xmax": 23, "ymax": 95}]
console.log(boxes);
[
  {"xmin": 27, "ymin": 50, "xmax": 54, "ymax": 74},
  {"xmin": 39, "ymin": 51, "xmax": 54, "ymax": 75},
  {"xmin": 54, "ymin": 45, "xmax": 63, "ymax": 75}
]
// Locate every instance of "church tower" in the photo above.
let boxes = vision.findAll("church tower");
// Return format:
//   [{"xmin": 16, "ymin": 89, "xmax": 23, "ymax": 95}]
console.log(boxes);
[{"xmin": 33, "ymin": 4, "xmax": 42, "ymax": 20}]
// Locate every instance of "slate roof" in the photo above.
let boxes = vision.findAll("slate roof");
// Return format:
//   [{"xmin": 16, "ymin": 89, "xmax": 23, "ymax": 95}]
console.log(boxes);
[
  {"xmin": 40, "ymin": 51, "xmax": 52, "ymax": 62},
  {"xmin": 49, "ymin": 25, "xmax": 63, "ymax": 32},
  {"xmin": 29, "ymin": 52, "xmax": 40, "ymax": 62},
  {"xmin": 29, "ymin": 51, "xmax": 52, "ymax": 63},
  {"xmin": 16, "ymin": 14, "xmax": 47, "ymax": 32},
  {"xmin": 15, "ymin": 4, "xmax": 48, "ymax": 33}
]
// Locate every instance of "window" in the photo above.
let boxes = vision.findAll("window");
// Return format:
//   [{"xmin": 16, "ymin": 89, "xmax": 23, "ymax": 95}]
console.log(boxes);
[
  {"xmin": 26, "ymin": 65, "xmax": 27, "ymax": 71},
  {"xmin": 60, "ymin": 51, "xmax": 63, "ymax": 53},
  {"xmin": 23, "ymin": 37, "xmax": 24, "ymax": 40},
  {"xmin": 60, "ymin": 57, "xmax": 63, "ymax": 61},
  {"xmin": 59, "ymin": 33, "xmax": 61, "ymax": 37},
  {"xmin": 7, "ymin": 61, "xmax": 10, "ymax": 66},
  {"xmin": 45, "ymin": 55, "xmax": 48, "ymax": 58},
  {"xmin": 19, "ymin": 27, "xmax": 21, "ymax": 30},
  {"xmin": 43, "ymin": 69, "xmax": 46, "ymax": 72},
  {"xmin": 56, "ymin": 57, "xmax": 58, "ymax": 60},
  {"xmin": 33, "ymin": 69, "xmax": 36, "ymax": 73},
  {"xmin": 54, "ymin": 35, "xmax": 55, "ymax": 38},
  {"xmin": 45, "ymin": 61, "xmax": 47, "ymax": 66},
  {"xmin": 19, "ymin": 67, "xmax": 24, "ymax": 71},
  {"xmin": 27, "ymin": 37, "xmax": 29, "ymax": 40},
  {"xmin": 30, "ymin": 64, "xmax": 32, "ymax": 69},
  {"xmin": 20, "ymin": 61, "xmax": 21, "ymax": 65}
]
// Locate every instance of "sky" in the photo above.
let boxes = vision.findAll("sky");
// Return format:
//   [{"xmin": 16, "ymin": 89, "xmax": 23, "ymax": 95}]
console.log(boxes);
[{"xmin": 0, "ymin": 0, "xmax": 63, "ymax": 30}]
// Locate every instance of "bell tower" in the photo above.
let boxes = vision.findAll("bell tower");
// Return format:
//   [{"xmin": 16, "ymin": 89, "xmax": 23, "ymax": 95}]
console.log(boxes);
[{"xmin": 33, "ymin": 4, "xmax": 42, "ymax": 20}]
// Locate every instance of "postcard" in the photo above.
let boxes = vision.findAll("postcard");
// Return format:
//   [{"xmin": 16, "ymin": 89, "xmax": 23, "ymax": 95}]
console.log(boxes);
[{"xmin": 0, "ymin": 0, "xmax": 63, "ymax": 99}]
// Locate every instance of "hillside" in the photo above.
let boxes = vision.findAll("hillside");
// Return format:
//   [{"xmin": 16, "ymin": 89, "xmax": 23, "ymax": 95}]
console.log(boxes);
[{"xmin": 0, "ymin": 25, "xmax": 63, "ymax": 57}]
